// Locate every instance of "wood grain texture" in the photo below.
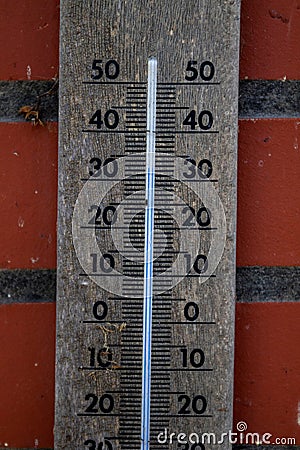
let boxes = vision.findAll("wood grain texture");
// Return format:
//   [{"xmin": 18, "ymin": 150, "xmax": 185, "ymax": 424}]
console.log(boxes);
[{"xmin": 56, "ymin": 1, "xmax": 240, "ymax": 449}]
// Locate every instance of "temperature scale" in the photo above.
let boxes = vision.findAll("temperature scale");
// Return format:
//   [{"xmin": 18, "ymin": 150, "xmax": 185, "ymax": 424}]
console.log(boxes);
[{"xmin": 55, "ymin": 2, "xmax": 240, "ymax": 449}]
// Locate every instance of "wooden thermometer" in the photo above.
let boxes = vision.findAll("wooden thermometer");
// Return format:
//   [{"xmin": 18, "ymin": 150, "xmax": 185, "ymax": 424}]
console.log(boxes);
[{"xmin": 55, "ymin": 1, "xmax": 240, "ymax": 449}]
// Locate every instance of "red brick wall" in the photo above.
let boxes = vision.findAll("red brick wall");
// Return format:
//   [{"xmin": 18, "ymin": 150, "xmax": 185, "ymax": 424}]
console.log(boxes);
[{"xmin": 0, "ymin": 1, "xmax": 299, "ymax": 448}]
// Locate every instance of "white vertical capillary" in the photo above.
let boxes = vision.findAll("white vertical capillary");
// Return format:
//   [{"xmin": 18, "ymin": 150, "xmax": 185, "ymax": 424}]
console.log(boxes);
[{"xmin": 141, "ymin": 56, "xmax": 157, "ymax": 450}]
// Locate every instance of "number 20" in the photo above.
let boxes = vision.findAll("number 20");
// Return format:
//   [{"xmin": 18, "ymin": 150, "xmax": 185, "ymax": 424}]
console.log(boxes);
[{"xmin": 84, "ymin": 439, "xmax": 113, "ymax": 449}]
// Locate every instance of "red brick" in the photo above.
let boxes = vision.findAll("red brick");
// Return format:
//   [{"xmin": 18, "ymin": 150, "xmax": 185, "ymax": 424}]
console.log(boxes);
[
  {"xmin": 237, "ymin": 119, "xmax": 300, "ymax": 266},
  {"xmin": 0, "ymin": 122, "xmax": 58, "ymax": 269},
  {"xmin": 0, "ymin": 0, "xmax": 59, "ymax": 80},
  {"xmin": 240, "ymin": 0, "xmax": 300, "ymax": 80},
  {"xmin": 234, "ymin": 302, "xmax": 300, "ymax": 444},
  {"xmin": 0, "ymin": 303, "xmax": 55, "ymax": 448},
  {"xmin": 1, "ymin": 0, "xmax": 300, "ymax": 81}
]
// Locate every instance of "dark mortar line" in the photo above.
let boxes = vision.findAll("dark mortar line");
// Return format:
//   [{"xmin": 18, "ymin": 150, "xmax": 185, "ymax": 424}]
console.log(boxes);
[
  {"xmin": 236, "ymin": 266, "xmax": 300, "ymax": 302},
  {"xmin": 0, "ymin": 80, "xmax": 299, "ymax": 121},
  {"xmin": 239, "ymin": 80, "xmax": 300, "ymax": 119},
  {"xmin": 0, "ymin": 269, "xmax": 56, "ymax": 303},
  {"xmin": 1, "ymin": 267, "xmax": 300, "ymax": 303},
  {"xmin": 0, "ymin": 80, "xmax": 58, "ymax": 122}
]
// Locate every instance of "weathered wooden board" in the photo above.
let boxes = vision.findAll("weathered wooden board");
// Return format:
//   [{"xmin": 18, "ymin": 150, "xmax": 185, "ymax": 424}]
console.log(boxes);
[{"xmin": 55, "ymin": 1, "xmax": 240, "ymax": 449}]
